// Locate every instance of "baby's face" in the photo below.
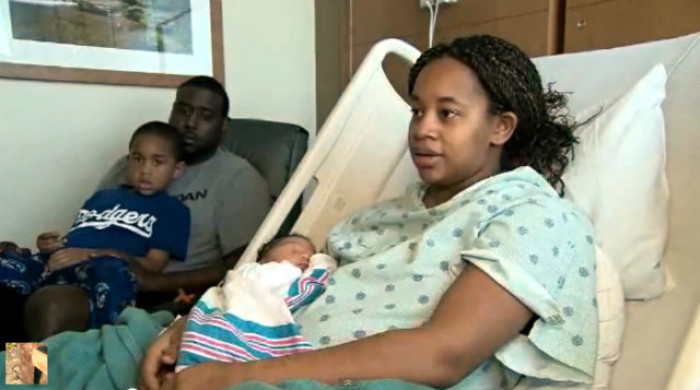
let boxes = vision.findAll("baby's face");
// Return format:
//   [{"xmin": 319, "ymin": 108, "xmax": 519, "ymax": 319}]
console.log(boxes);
[{"xmin": 262, "ymin": 236, "xmax": 315, "ymax": 271}]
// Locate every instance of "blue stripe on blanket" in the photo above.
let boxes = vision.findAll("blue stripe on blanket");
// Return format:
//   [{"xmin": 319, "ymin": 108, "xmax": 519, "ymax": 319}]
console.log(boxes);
[
  {"xmin": 179, "ymin": 302, "xmax": 313, "ymax": 366},
  {"xmin": 286, "ymin": 268, "xmax": 329, "ymax": 314}
]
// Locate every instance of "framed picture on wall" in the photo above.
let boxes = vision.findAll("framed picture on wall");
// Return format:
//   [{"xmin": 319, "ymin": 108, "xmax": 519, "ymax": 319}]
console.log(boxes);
[{"xmin": 0, "ymin": 0, "xmax": 223, "ymax": 87}]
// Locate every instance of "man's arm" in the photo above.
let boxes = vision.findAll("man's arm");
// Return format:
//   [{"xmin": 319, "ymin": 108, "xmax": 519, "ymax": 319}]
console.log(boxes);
[
  {"xmin": 222, "ymin": 245, "xmax": 247, "ymax": 269},
  {"xmin": 133, "ymin": 244, "xmax": 247, "ymax": 294},
  {"xmin": 134, "ymin": 263, "xmax": 226, "ymax": 294}
]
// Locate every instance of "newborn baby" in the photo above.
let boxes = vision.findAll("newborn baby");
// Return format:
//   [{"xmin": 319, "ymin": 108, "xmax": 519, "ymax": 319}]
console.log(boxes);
[{"xmin": 176, "ymin": 234, "xmax": 336, "ymax": 371}]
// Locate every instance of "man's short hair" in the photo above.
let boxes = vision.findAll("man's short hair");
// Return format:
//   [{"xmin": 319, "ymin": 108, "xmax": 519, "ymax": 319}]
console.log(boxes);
[
  {"xmin": 129, "ymin": 121, "xmax": 186, "ymax": 161},
  {"xmin": 178, "ymin": 76, "xmax": 229, "ymax": 118}
]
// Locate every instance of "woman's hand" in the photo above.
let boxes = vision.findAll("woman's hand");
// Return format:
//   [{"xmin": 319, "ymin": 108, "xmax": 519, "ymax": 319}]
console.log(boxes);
[
  {"xmin": 46, "ymin": 248, "xmax": 92, "ymax": 271},
  {"xmin": 160, "ymin": 362, "xmax": 238, "ymax": 390},
  {"xmin": 139, "ymin": 316, "xmax": 187, "ymax": 390}
]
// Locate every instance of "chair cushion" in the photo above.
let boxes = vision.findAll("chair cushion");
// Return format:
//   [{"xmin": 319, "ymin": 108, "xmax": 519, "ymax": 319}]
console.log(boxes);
[{"xmin": 221, "ymin": 118, "xmax": 309, "ymax": 235}]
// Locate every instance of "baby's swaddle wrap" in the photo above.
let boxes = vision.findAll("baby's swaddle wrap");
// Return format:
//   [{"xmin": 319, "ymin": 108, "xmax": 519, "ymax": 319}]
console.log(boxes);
[{"xmin": 177, "ymin": 254, "xmax": 336, "ymax": 371}]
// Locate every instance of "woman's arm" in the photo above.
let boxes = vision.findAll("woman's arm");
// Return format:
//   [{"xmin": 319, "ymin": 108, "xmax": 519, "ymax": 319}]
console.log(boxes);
[{"xmin": 161, "ymin": 264, "xmax": 533, "ymax": 390}]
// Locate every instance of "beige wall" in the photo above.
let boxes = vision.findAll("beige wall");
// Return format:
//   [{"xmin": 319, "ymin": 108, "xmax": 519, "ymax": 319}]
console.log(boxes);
[{"xmin": 0, "ymin": 0, "xmax": 316, "ymax": 248}]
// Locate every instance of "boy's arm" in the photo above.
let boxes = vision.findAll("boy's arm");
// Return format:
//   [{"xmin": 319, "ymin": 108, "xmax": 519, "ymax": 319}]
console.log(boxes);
[
  {"xmin": 48, "ymin": 246, "xmax": 161, "ymax": 274},
  {"xmin": 107, "ymin": 227, "xmax": 244, "ymax": 294},
  {"xmin": 131, "ymin": 249, "xmax": 170, "ymax": 273},
  {"xmin": 90, "ymin": 248, "xmax": 224, "ymax": 293},
  {"xmin": 90, "ymin": 248, "xmax": 168, "ymax": 272},
  {"xmin": 140, "ymin": 244, "xmax": 248, "ymax": 294},
  {"xmin": 144, "ymin": 244, "xmax": 247, "ymax": 294}
]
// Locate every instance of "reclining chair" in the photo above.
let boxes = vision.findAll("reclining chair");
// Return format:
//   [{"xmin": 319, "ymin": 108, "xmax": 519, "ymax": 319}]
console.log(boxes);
[{"xmin": 222, "ymin": 118, "xmax": 309, "ymax": 237}]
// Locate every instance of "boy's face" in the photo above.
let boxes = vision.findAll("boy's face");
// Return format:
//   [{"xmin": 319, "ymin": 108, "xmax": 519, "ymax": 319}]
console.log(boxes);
[
  {"xmin": 261, "ymin": 236, "xmax": 316, "ymax": 271},
  {"xmin": 126, "ymin": 134, "xmax": 185, "ymax": 196}
]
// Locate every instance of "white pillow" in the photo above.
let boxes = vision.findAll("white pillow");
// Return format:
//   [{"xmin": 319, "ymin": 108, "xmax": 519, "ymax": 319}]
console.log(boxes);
[{"xmin": 562, "ymin": 64, "xmax": 670, "ymax": 300}]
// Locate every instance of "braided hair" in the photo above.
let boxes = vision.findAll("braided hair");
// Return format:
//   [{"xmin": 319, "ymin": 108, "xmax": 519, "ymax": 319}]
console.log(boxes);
[{"xmin": 408, "ymin": 35, "xmax": 578, "ymax": 196}]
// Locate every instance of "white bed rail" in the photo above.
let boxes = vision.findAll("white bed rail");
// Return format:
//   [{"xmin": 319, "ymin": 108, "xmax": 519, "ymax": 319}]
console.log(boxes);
[{"xmin": 235, "ymin": 39, "xmax": 421, "ymax": 269}]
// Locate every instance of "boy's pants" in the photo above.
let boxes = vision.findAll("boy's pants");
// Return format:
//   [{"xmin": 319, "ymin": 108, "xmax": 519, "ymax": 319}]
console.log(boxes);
[{"xmin": 0, "ymin": 250, "xmax": 137, "ymax": 327}]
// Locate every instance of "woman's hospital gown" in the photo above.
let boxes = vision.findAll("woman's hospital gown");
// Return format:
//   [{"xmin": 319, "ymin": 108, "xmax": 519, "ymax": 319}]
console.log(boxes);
[{"xmin": 294, "ymin": 167, "xmax": 599, "ymax": 389}]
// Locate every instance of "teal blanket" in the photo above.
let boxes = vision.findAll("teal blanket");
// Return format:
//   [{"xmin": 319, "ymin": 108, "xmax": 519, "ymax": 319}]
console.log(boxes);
[{"xmin": 0, "ymin": 308, "xmax": 431, "ymax": 390}]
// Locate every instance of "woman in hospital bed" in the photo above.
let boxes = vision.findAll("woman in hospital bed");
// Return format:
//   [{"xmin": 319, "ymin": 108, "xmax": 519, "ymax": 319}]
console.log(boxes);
[{"xmin": 145, "ymin": 34, "xmax": 598, "ymax": 390}]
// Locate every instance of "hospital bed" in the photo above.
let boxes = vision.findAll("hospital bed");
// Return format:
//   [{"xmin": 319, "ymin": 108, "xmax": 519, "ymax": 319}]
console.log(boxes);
[{"xmin": 236, "ymin": 33, "xmax": 700, "ymax": 390}]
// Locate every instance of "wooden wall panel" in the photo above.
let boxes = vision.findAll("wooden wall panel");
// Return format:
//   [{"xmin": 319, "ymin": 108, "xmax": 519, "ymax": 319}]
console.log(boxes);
[
  {"xmin": 349, "ymin": 1, "xmax": 551, "ymax": 103},
  {"xmin": 351, "ymin": 0, "xmax": 551, "ymax": 68},
  {"xmin": 433, "ymin": 10, "xmax": 550, "ymax": 56},
  {"xmin": 351, "ymin": 0, "xmax": 549, "ymax": 47},
  {"xmin": 565, "ymin": 0, "xmax": 700, "ymax": 53},
  {"xmin": 316, "ymin": 0, "xmax": 698, "ymax": 130},
  {"xmin": 567, "ymin": 0, "xmax": 617, "ymax": 7},
  {"xmin": 315, "ymin": 0, "xmax": 350, "ymax": 127},
  {"xmin": 350, "ymin": 10, "xmax": 549, "ymax": 103},
  {"xmin": 316, "ymin": 0, "xmax": 555, "ymax": 127}
]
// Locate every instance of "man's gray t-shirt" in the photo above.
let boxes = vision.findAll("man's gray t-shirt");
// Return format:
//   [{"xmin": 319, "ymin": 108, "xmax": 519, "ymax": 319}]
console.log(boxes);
[{"xmin": 98, "ymin": 148, "xmax": 271, "ymax": 272}]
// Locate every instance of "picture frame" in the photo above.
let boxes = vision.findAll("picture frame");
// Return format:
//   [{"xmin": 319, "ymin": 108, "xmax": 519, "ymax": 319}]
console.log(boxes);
[{"xmin": 0, "ymin": 0, "xmax": 223, "ymax": 87}]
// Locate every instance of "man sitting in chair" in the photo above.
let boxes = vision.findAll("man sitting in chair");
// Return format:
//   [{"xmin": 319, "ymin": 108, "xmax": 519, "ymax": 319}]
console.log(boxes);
[{"xmin": 14, "ymin": 76, "xmax": 271, "ymax": 340}]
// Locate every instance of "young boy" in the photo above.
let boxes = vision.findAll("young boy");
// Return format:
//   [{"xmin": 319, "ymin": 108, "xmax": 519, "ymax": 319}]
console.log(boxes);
[
  {"xmin": 0, "ymin": 121, "xmax": 191, "ymax": 327},
  {"xmin": 176, "ymin": 234, "xmax": 336, "ymax": 370}
]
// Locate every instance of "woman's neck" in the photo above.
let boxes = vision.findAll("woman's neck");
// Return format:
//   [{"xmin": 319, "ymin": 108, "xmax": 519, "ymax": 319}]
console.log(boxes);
[
  {"xmin": 423, "ymin": 165, "xmax": 501, "ymax": 208},
  {"xmin": 423, "ymin": 183, "xmax": 471, "ymax": 208}
]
